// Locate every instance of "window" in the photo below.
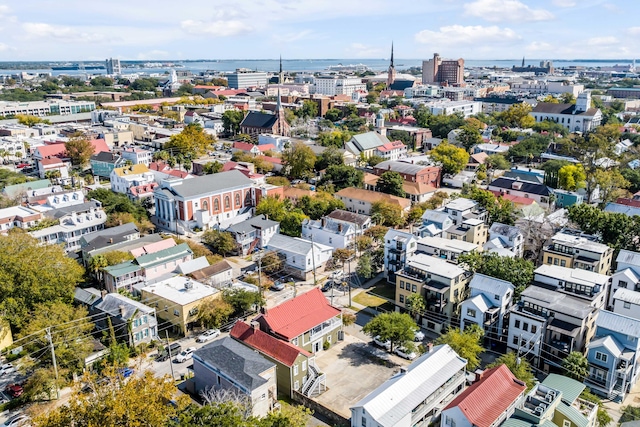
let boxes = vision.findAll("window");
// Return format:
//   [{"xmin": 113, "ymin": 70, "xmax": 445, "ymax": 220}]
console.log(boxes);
[
  {"xmin": 399, "ymin": 294, "xmax": 405, "ymax": 303},
  {"xmin": 302, "ymin": 360, "xmax": 307, "ymax": 371},
  {"xmin": 523, "ymin": 322, "xmax": 529, "ymax": 332},
  {"xmin": 531, "ymin": 325, "xmax": 537, "ymax": 334},
  {"xmin": 513, "ymin": 336, "xmax": 519, "ymax": 345},
  {"xmin": 595, "ymin": 352, "xmax": 608, "ymax": 363},
  {"xmin": 235, "ymin": 193, "xmax": 241, "ymax": 206},
  {"xmin": 292, "ymin": 337, "xmax": 298, "ymax": 346},
  {"xmin": 494, "ymin": 294, "xmax": 500, "ymax": 300},
  {"xmin": 294, "ymin": 365, "xmax": 299, "ymax": 376},
  {"xmin": 412, "ymin": 284, "xmax": 417, "ymax": 292},
  {"xmin": 563, "ymin": 421, "xmax": 571, "ymax": 427},
  {"xmin": 619, "ymin": 281, "xmax": 628, "ymax": 289},
  {"xmin": 560, "ymin": 259, "xmax": 566, "ymax": 267},
  {"xmin": 224, "ymin": 196, "xmax": 230, "ymax": 209},
  {"xmin": 547, "ymin": 256, "xmax": 552, "ymax": 264},
  {"xmin": 624, "ymin": 302, "xmax": 631, "ymax": 309},
  {"xmin": 400, "ymin": 281, "xmax": 404, "ymax": 290},
  {"xmin": 515, "ymin": 320, "xmax": 521, "ymax": 328},
  {"xmin": 327, "ymin": 335, "xmax": 331, "ymax": 343},
  {"xmin": 294, "ymin": 381, "xmax": 300, "ymax": 391},
  {"xmin": 174, "ymin": 309, "xmax": 179, "ymax": 316},
  {"xmin": 467, "ymin": 308, "xmax": 476, "ymax": 318},
  {"xmin": 213, "ymin": 199, "xmax": 219, "ymax": 211},
  {"xmin": 202, "ymin": 200, "xmax": 209, "ymax": 211},
  {"xmin": 361, "ymin": 417, "xmax": 367, "ymax": 427}
]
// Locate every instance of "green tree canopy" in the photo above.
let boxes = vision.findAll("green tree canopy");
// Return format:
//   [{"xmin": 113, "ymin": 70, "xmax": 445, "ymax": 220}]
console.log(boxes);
[
  {"xmin": 457, "ymin": 124, "xmax": 483, "ymax": 152},
  {"xmin": 296, "ymin": 193, "xmax": 345, "ymax": 220},
  {"xmin": 198, "ymin": 298, "xmax": 234, "ymax": 329},
  {"xmin": 202, "ymin": 230, "xmax": 237, "ymax": 256},
  {"xmin": 362, "ymin": 312, "xmax": 418, "ymax": 352},
  {"xmin": 562, "ymin": 351, "xmax": 589, "ymax": 381},
  {"xmin": 371, "ymin": 200, "xmax": 404, "ymax": 227},
  {"xmin": 222, "ymin": 288, "xmax": 264, "ymax": 314},
  {"xmin": 324, "ymin": 108, "xmax": 342, "ymax": 122},
  {"xmin": 430, "ymin": 141, "xmax": 470, "ymax": 175},
  {"xmin": 485, "ymin": 154, "xmax": 511, "ymax": 170},
  {"xmin": 129, "ymin": 77, "xmax": 159, "ymax": 91},
  {"xmin": 203, "ymin": 161, "xmax": 223, "ymax": 175},
  {"xmin": 320, "ymin": 164, "xmax": 364, "ymax": 191},
  {"xmin": 496, "ymin": 103, "xmax": 535, "ymax": 128},
  {"xmin": 488, "ymin": 353, "xmax": 536, "ymax": 390},
  {"xmin": 558, "ymin": 164, "xmax": 586, "ymax": 191},
  {"xmin": 461, "ymin": 185, "xmax": 516, "ymax": 225},
  {"xmin": 458, "ymin": 252, "xmax": 534, "ymax": 297},
  {"xmin": 165, "ymin": 123, "xmax": 215, "ymax": 158},
  {"xmin": 65, "ymin": 134, "xmax": 95, "ymax": 167},
  {"xmin": 282, "ymin": 142, "xmax": 316, "ymax": 179},
  {"xmin": 356, "ymin": 253, "xmax": 374, "ymax": 278},
  {"xmin": 376, "ymin": 171, "xmax": 406, "ymax": 197},
  {"xmin": 222, "ymin": 109, "xmax": 245, "ymax": 135},
  {"xmin": 568, "ymin": 204, "xmax": 640, "ymax": 253},
  {"xmin": 299, "ymin": 100, "xmax": 319, "ymax": 118},
  {"xmin": 435, "ymin": 325, "xmax": 484, "ymax": 370},
  {"xmin": 0, "ymin": 233, "xmax": 84, "ymax": 330},
  {"xmin": 315, "ymin": 145, "xmax": 345, "ymax": 171},
  {"xmin": 316, "ymin": 129, "xmax": 352, "ymax": 148}
]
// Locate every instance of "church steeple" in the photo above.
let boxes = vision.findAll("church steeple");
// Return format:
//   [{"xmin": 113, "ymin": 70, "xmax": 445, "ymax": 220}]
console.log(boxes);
[
  {"xmin": 279, "ymin": 55, "xmax": 284, "ymax": 84},
  {"xmin": 390, "ymin": 42, "xmax": 394, "ymax": 68},
  {"xmin": 387, "ymin": 42, "xmax": 396, "ymax": 89}
]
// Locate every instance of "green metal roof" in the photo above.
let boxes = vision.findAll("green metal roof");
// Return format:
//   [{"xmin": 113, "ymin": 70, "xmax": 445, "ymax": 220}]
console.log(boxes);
[
  {"xmin": 103, "ymin": 261, "xmax": 142, "ymax": 277},
  {"xmin": 2, "ymin": 179, "xmax": 51, "ymax": 198},
  {"xmin": 540, "ymin": 420, "xmax": 560, "ymax": 427},
  {"xmin": 556, "ymin": 403, "xmax": 589, "ymax": 427},
  {"xmin": 135, "ymin": 243, "xmax": 193, "ymax": 269},
  {"xmin": 502, "ymin": 418, "xmax": 535, "ymax": 427},
  {"xmin": 541, "ymin": 374, "xmax": 585, "ymax": 404}
]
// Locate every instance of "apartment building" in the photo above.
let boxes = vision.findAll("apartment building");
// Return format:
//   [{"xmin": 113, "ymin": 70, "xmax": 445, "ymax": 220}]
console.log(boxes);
[
  {"xmin": 384, "ymin": 229, "xmax": 419, "ymax": 284},
  {"xmin": 609, "ymin": 249, "xmax": 640, "ymax": 308},
  {"xmin": 416, "ymin": 236, "xmax": 480, "ymax": 264},
  {"xmin": 460, "ymin": 274, "xmax": 514, "ymax": 342},
  {"xmin": 542, "ymin": 231, "xmax": 614, "ymax": 275}
]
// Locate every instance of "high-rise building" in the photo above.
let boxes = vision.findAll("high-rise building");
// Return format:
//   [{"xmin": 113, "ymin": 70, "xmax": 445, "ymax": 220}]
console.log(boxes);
[
  {"xmin": 105, "ymin": 58, "xmax": 121, "ymax": 75},
  {"xmin": 422, "ymin": 53, "xmax": 464, "ymax": 86},
  {"xmin": 227, "ymin": 69, "xmax": 268, "ymax": 89}
]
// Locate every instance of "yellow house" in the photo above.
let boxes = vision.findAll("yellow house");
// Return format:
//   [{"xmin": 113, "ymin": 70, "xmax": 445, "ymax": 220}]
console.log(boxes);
[
  {"xmin": 542, "ymin": 231, "xmax": 613, "ymax": 275},
  {"xmin": 0, "ymin": 320, "xmax": 13, "ymax": 351},
  {"xmin": 140, "ymin": 276, "xmax": 220, "ymax": 336}
]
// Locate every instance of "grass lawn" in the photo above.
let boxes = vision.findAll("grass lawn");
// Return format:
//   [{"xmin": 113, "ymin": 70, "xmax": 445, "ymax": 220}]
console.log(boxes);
[
  {"xmin": 368, "ymin": 280, "xmax": 396, "ymax": 300},
  {"xmin": 353, "ymin": 292, "xmax": 386, "ymax": 307}
]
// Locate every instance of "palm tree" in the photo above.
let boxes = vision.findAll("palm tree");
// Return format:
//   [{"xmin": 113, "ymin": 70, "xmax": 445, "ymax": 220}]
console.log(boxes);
[
  {"xmin": 562, "ymin": 351, "xmax": 588, "ymax": 381},
  {"xmin": 89, "ymin": 255, "xmax": 108, "ymax": 283}
]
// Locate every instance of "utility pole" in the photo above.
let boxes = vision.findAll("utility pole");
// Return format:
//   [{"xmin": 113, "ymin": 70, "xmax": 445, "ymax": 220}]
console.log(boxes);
[
  {"xmin": 310, "ymin": 235, "xmax": 318, "ymax": 286},
  {"xmin": 347, "ymin": 257, "xmax": 353, "ymax": 307},
  {"xmin": 166, "ymin": 330, "xmax": 176, "ymax": 382},
  {"xmin": 45, "ymin": 327, "xmax": 60, "ymax": 400},
  {"xmin": 254, "ymin": 249, "xmax": 265, "ymax": 302}
]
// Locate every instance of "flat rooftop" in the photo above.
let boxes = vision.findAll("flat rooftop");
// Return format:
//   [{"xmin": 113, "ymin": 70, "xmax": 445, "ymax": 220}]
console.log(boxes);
[{"xmin": 141, "ymin": 276, "xmax": 218, "ymax": 306}]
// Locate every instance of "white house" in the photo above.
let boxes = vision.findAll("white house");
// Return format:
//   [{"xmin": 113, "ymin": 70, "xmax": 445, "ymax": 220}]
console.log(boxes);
[
  {"xmin": 460, "ymin": 274, "xmax": 514, "ymax": 342},
  {"xmin": 612, "ymin": 288, "xmax": 640, "ymax": 320},
  {"xmin": 110, "ymin": 164, "xmax": 155, "ymax": 196},
  {"xmin": 350, "ymin": 344, "xmax": 467, "ymax": 427},
  {"xmin": 483, "ymin": 222, "xmax": 524, "ymax": 258},
  {"xmin": 121, "ymin": 146, "xmax": 153, "ymax": 166},
  {"xmin": 416, "ymin": 235, "xmax": 480, "ymax": 264},
  {"xmin": 610, "ymin": 250, "xmax": 640, "ymax": 308},
  {"xmin": 534, "ymin": 264, "xmax": 610, "ymax": 310},
  {"xmin": 384, "ymin": 229, "xmax": 419, "ymax": 284},
  {"xmin": 301, "ymin": 217, "xmax": 357, "ymax": 251},
  {"xmin": 265, "ymin": 234, "xmax": 333, "ymax": 281}
]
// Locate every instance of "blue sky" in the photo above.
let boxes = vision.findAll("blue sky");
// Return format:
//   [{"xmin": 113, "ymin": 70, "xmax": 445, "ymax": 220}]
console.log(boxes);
[{"xmin": 0, "ymin": 0, "xmax": 637, "ymax": 61}]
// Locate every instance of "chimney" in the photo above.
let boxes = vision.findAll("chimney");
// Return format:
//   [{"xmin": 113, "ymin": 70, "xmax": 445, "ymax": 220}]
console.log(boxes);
[
  {"xmin": 251, "ymin": 321, "xmax": 260, "ymax": 331},
  {"xmin": 119, "ymin": 304, "xmax": 126, "ymax": 318},
  {"xmin": 425, "ymin": 342, "xmax": 434, "ymax": 353},
  {"xmin": 101, "ymin": 289, "xmax": 107, "ymax": 299}
]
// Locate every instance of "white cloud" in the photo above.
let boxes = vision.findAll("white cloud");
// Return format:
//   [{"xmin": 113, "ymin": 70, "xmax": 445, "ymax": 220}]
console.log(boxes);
[
  {"xmin": 180, "ymin": 19, "xmax": 252, "ymax": 37},
  {"xmin": 464, "ymin": 0, "xmax": 554, "ymax": 22},
  {"xmin": 272, "ymin": 30, "xmax": 315, "ymax": 44},
  {"xmin": 136, "ymin": 50, "xmax": 170, "ymax": 60},
  {"xmin": 21, "ymin": 22, "xmax": 107, "ymax": 43},
  {"xmin": 526, "ymin": 41, "xmax": 553, "ymax": 52},
  {"xmin": 552, "ymin": 0, "xmax": 575, "ymax": 7},
  {"xmin": 345, "ymin": 43, "xmax": 384, "ymax": 58},
  {"xmin": 415, "ymin": 25, "xmax": 520, "ymax": 47},
  {"xmin": 627, "ymin": 27, "xmax": 640, "ymax": 36},
  {"xmin": 0, "ymin": 4, "xmax": 9, "ymax": 15},
  {"xmin": 0, "ymin": 42, "xmax": 7, "ymax": 52},
  {"xmin": 586, "ymin": 36, "xmax": 618, "ymax": 46}
]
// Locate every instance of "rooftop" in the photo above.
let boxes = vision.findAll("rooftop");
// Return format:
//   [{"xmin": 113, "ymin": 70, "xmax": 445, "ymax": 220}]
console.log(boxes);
[
  {"xmin": 417, "ymin": 235, "xmax": 480, "ymax": 253},
  {"xmin": 597, "ymin": 310, "xmax": 640, "ymax": 337},
  {"xmin": 231, "ymin": 321, "xmax": 312, "ymax": 367},
  {"xmin": 534, "ymin": 264, "xmax": 610, "ymax": 287},
  {"xmin": 326, "ymin": 209, "xmax": 371, "ymax": 227},
  {"xmin": 141, "ymin": 276, "xmax": 218, "ymax": 306},
  {"xmin": 162, "ymin": 170, "xmax": 253, "ymax": 199},
  {"xmin": 403, "ymin": 253, "xmax": 467, "ymax": 279}
]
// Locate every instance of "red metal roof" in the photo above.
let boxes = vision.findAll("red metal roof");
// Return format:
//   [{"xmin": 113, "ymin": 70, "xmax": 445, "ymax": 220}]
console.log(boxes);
[
  {"xmin": 444, "ymin": 364, "xmax": 526, "ymax": 427},
  {"xmin": 254, "ymin": 288, "xmax": 341, "ymax": 340},
  {"xmin": 230, "ymin": 321, "xmax": 312, "ymax": 366}
]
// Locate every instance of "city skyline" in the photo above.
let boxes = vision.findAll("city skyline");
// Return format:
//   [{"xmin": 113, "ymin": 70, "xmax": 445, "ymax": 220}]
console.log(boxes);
[{"xmin": 0, "ymin": 0, "xmax": 636, "ymax": 61}]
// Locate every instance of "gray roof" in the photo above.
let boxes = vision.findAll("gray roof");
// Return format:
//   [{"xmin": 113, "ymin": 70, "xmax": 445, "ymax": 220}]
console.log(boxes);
[
  {"xmin": 94, "ymin": 293, "xmax": 155, "ymax": 320},
  {"xmin": 489, "ymin": 177, "xmax": 552, "ymax": 196},
  {"xmin": 421, "ymin": 209, "xmax": 452, "ymax": 224},
  {"xmin": 596, "ymin": 310, "xmax": 640, "ymax": 337},
  {"xmin": 604, "ymin": 202, "xmax": 640, "ymax": 217},
  {"xmin": 350, "ymin": 131, "xmax": 389, "ymax": 151},
  {"xmin": 74, "ymin": 287, "xmax": 102, "ymax": 306},
  {"xmin": 375, "ymin": 160, "xmax": 430, "ymax": 176},
  {"xmin": 165, "ymin": 170, "xmax": 253, "ymax": 198},
  {"xmin": 227, "ymin": 214, "xmax": 279, "ymax": 235},
  {"xmin": 588, "ymin": 335, "xmax": 624, "ymax": 359},
  {"xmin": 520, "ymin": 285, "xmax": 594, "ymax": 319},
  {"xmin": 469, "ymin": 273, "xmax": 514, "ymax": 298},
  {"xmin": 44, "ymin": 200, "xmax": 102, "ymax": 219},
  {"xmin": 502, "ymin": 171, "xmax": 544, "ymax": 183},
  {"xmin": 87, "ymin": 234, "xmax": 163, "ymax": 258},
  {"xmin": 540, "ymin": 373, "xmax": 586, "ymax": 405},
  {"xmin": 489, "ymin": 222, "xmax": 522, "ymax": 239},
  {"xmin": 326, "ymin": 209, "xmax": 370, "ymax": 227},
  {"xmin": 385, "ymin": 229, "xmax": 417, "ymax": 244},
  {"xmin": 266, "ymin": 234, "xmax": 331, "ymax": 256},
  {"xmin": 617, "ymin": 249, "xmax": 640, "ymax": 269},
  {"xmin": 175, "ymin": 256, "xmax": 210, "ymax": 275},
  {"xmin": 2, "ymin": 179, "xmax": 51, "ymax": 198},
  {"xmin": 352, "ymin": 344, "xmax": 466, "ymax": 426},
  {"xmin": 194, "ymin": 337, "xmax": 275, "ymax": 391},
  {"xmin": 82, "ymin": 223, "xmax": 138, "ymax": 245}
]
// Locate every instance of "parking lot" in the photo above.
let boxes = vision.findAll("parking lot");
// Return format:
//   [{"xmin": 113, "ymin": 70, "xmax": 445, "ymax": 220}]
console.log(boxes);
[{"xmin": 312, "ymin": 332, "xmax": 411, "ymax": 419}]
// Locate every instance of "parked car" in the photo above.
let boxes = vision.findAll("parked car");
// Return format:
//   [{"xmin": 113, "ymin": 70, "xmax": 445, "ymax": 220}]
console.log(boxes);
[
  {"xmin": 373, "ymin": 336, "xmax": 391, "ymax": 351},
  {"xmin": 321, "ymin": 281, "xmax": 334, "ymax": 292},
  {"xmin": 394, "ymin": 346, "xmax": 417, "ymax": 360},
  {"xmin": 118, "ymin": 367, "xmax": 134, "ymax": 378},
  {"xmin": 156, "ymin": 343, "xmax": 182, "ymax": 362},
  {"xmin": 270, "ymin": 281, "xmax": 285, "ymax": 291},
  {"xmin": 196, "ymin": 329, "xmax": 220, "ymax": 343},
  {"xmin": 5, "ymin": 383, "xmax": 24, "ymax": 398},
  {"xmin": 1, "ymin": 413, "xmax": 30, "ymax": 427},
  {"xmin": 0, "ymin": 363, "xmax": 15, "ymax": 376},
  {"xmin": 414, "ymin": 330, "xmax": 425, "ymax": 342},
  {"xmin": 174, "ymin": 347, "xmax": 196, "ymax": 363}
]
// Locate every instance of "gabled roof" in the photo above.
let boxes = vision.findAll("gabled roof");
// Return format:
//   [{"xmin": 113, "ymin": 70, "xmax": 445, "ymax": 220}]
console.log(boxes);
[
  {"xmin": 130, "ymin": 238, "xmax": 176, "ymax": 258},
  {"xmin": 617, "ymin": 249, "xmax": 640, "ymax": 269},
  {"xmin": 444, "ymin": 364, "xmax": 526, "ymax": 427},
  {"xmin": 240, "ymin": 111, "xmax": 277, "ymax": 129},
  {"xmin": 112, "ymin": 164, "xmax": 151, "ymax": 177},
  {"xmin": 421, "ymin": 209, "xmax": 452, "ymax": 224},
  {"xmin": 374, "ymin": 159, "xmax": 434, "ymax": 176},
  {"xmin": 541, "ymin": 373, "xmax": 585, "ymax": 404},
  {"xmin": 175, "ymin": 256, "xmax": 210, "ymax": 275},
  {"xmin": 596, "ymin": 310, "xmax": 640, "ymax": 338},
  {"xmin": 588, "ymin": 335, "xmax": 624, "ymax": 359},
  {"xmin": 350, "ymin": 131, "xmax": 390, "ymax": 151},
  {"xmin": 194, "ymin": 337, "xmax": 275, "ymax": 391},
  {"xmin": 135, "ymin": 243, "xmax": 193, "ymax": 269},
  {"xmin": 489, "ymin": 222, "xmax": 522, "ymax": 239},
  {"xmin": 227, "ymin": 214, "xmax": 280, "ymax": 235},
  {"xmin": 74, "ymin": 287, "xmax": 102, "ymax": 306},
  {"xmin": 189, "ymin": 260, "xmax": 233, "ymax": 281},
  {"xmin": 266, "ymin": 234, "xmax": 333, "ymax": 257},
  {"xmin": 90, "ymin": 151, "xmax": 121, "ymax": 164},
  {"xmin": 532, "ymin": 102, "xmax": 576, "ymax": 115},
  {"xmin": 489, "ymin": 177, "xmax": 552, "ymax": 196},
  {"xmin": 94, "ymin": 293, "xmax": 155, "ymax": 320},
  {"xmin": 326, "ymin": 209, "xmax": 371, "ymax": 227},
  {"xmin": 163, "ymin": 170, "xmax": 253, "ymax": 198},
  {"xmin": 254, "ymin": 288, "xmax": 341, "ymax": 340},
  {"xmin": 334, "ymin": 187, "xmax": 410, "ymax": 209},
  {"xmin": 2, "ymin": 179, "xmax": 51, "ymax": 198},
  {"xmin": 353, "ymin": 345, "xmax": 467, "ymax": 426},
  {"xmin": 469, "ymin": 273, "xmax": 515, "ymax": 299},
  {"xmin": 231, "ymin": 321, "xmax": 312, "ymax": 367}
]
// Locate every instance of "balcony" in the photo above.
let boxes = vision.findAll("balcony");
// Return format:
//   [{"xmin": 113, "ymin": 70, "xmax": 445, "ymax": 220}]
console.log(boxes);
[
  {"xmin": 309, "ymin": 318, "xmax": 341, "ymax": 342},
  {"xmin": 549, "ymin": 339, "xmax": 571, "ymax": 353},
  {"xmin": 584, "ymin": 374, "xmax": 608, "ymax": 389}
]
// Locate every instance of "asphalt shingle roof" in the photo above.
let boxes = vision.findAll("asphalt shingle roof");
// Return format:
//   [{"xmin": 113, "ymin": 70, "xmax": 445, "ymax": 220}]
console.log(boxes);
[{"xmin": 240, "ymin": 111, "xmax": 278, "ymax": 129}]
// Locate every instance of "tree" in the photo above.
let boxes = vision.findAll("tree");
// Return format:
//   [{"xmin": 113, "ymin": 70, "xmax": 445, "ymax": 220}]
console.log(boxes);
[
  {"xmin": 222, "ymin": 288, "xmax": 264, "ymax": 314},
  {"xmin": 316, "ymin": 129, "xmax": 351, "ymax": 148},
  {"xmin": 130, "ymin": 77, "xmax": 159, "ymax": 91},
  {"xmin": 88, "ymin": 254, "xmax": 108, "ymax": 281},
  {"xmin": 362, "ymin": 312, "xmax": 417, "ymax": 352},
  {"xmin": 457, "ymin": 124, "xmax": 483, "ymax": 152},
  {"xmin": 376, "ymin": 171, "xmax": 406, "ymax": 197},
  {"xmin": 560, "ymin": 92, "xmax": 576, "ymax": 104},
  {"xmin": 568, "ymin": 204, "xmax": 640, "ymax": 253},
  {"xmin": 203, "ymin": 161, "xmax": 223, "ymax": 174},
  {"xmin": 542, "ymin": 95, "xmax": 559, "ymax": 103},
  {"xmin": 256, "ymin": 196, "xmax": 289, "ymax": 222},
  {"xmin": 258, "ymin": 251, "xmax": 283, "ymax": 275},
  {"xmin": 31, "ymin": 369, "xmax": 189, "ymax": 427},
  {"xmin": 65, "ymin": 134, "xmax": 95, "ymax": 167},
  {"xmin": 315, "ymin": 145, "xmax": 345, "ymax": 171},
  {"xmin": 580, "ymin": 390, "xmax": 612, "ymax": 427},
  {"xmin": 461, "ymin": 185, "xmax": 516, "ymax": 225},
  {"xmin": 324, "ymin": 108, "xmax": 342, "ymax": 122},
  {"xmin": 176, "ymin": 82, "xmax": 194, "ymax": 96},
  {"xmin": 371, "ymin": 200, "xmax": 404, "ymax": 227},
  {"xmin": 198, "ymin": 298, "xmax": 234, "ymax": 329},
  {"xmin": 497, "ymin": 103, "xmax": 535, "ymax": 128},
  {"xmin": 356, "ymin": 253, "xmax": 373, "ymax": 278},
  {"xmin": 366, "ymin": 155, "xmax": 385, "ymax": 167},
  {"xmin": 222, "ymin": 109, "xmax": 245, "ymax": 135},
  {"xmin": 458, "ymin": 252, "xmax": 534, "ymax": 297},
  {"xmin": 90, "ymin": 76, "xmax": 114, "ymax": 87},
  {"xmin": 19, "ymin": 302, "xmax": 94, "ymax": 372},
  {"xmin": 486, "ymin": 154, "xmax": 510, "ymax": 170},
  {"xmin": 202, "ymin": 230, "xmax": 237, "ymax": 256},
  {"xmin": 282, "ymin": 142, "xmax": 316, "ymax": 179},
  {"xmin": 428, "ymin": 113, "xmax": 466, "ymax": 138},
  {"xmin": 179, "ymin": 400, "xmax": 311, "ymax": 427},
  {"xmin": 16, "ymin": 114, "xmax": 49, "ymax": 127},
  {"xmin": 320, "ymin": 164, "xmax": 364, "ymax": 191},
  {"xmin": 0, "ymin": 233, "xmax": 84, "ymax": 331},
  {"xmin": 436, "ymin": 325, "xmax": 484, "ymax": 370},
  {"xmin": 430, "ymin": 141, "xmax": 470, "ymax": 175},
  {"xmin": 405, "ymin": 293, "xmax": 425, "ymax": 322},
  {"xmin": 621, "ymin": 406, "xmax": 640, "ymax": 424},
  {"xmin": 102, "ymin": 250, "xmax": 135, "ymax": 266},
  {"xmin": 488, "ymin": 353, "xmax": 535, "ymax": 390},
  {"xmin": 296, "ymin": 193, "xmax": 345, "ymax": 220},
  {"xmin": 299, "ymin": 100, "xmax": 319, "ymax": 118},
  {"xmin": 594, "ymin": 168, "xmax": 630, "ymax": 205},
  {"xmin": 562, "ymin": 351, "xmax": 588, "ymax": 381},
  {"xmin": 280, "ymin": 210, "xmax": 308, "ymax": 237},
  {"xmin": 165, "ymin": 123, "xmax": 215, "ymax": 158},
  {"xmin": 364, "ymin": 225, "xmax": 389, "ymax": 243},
  {"xmin": 558, "ymin": 164, "xmax": 586, "ymax": 191}
]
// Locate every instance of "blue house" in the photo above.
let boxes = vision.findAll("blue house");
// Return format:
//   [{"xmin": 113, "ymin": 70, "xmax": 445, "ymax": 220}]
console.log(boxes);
[
  {"xmin": 585, "ymin": 310, "xmax": 640, "ymax": 401},
  {"xmin": 554, "ymin": 189, "xmax": 584, "ymax": 208},
  {"xmin": 417, "ymin": 209, "xmax": 453, "ymax": 238}
]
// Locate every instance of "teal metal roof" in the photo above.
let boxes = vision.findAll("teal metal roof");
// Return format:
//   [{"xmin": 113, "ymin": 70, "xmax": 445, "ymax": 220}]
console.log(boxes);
[
  {"xmin": 2, "ymin": 179, "xmax": 51, "ymax": 198},
  {"xmin": 556, "ymin": 403, "xmax": 589, "ymax": 427},
  {"xmin": 541, "ymin": 374, "xmax": 585, "ymax": 404},
  {"xmin": 103, "ymin": 261, "xmax": 141, "ymax": 276},
  {"xmin": 135, "ymin": 243, "xmax": 193, "ymax": 269},
  {"xmin": 502, "ymin": 418, "xmax": 535, "ymax": 427}
]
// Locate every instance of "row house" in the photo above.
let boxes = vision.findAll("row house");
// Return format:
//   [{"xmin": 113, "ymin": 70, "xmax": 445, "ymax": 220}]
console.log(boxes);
[
  {"xmin": 153, "ymin": 170, "xmax": 267, "ymax": 234},
  {"xmin": 384, "ymin": 229, "xmax": 419, "ymax": 284},
  {"xmin": 109, "ymin": 164, "xmax": 155, "ymax": 197},
  {"xmin": 612, "ymin": 288, "xmax": 640, "ymax": 320},
  {"xmin": 483, "ymin": 222, "xmax": 524, "ymax": 258},
  {"xmin": 0, "ymin": 206, "xmax": 43, "ymax": 233},
  {"xmin": 265, "ymin": 234, "xmax": 333, "ymax": 281},
  {"xmin": 488, "ymin": 177, "xmax": 554, "ymax": 209},
  {"xmin": 373, "ymin": 140, "xmax": 408, "ymax": 161},
  {"xmin": 92, "ymin": 293, "xmax": 157, "ymax": 346},
  {"xmin": 226, "ymin": 214, "xmax": 280, "ymax": 256},
  {"xmin": 30, "ymin": 201, "xmax": 107, "ymax": 253},
  {"xmin": 507, "ymin": 285, "xmax": 599, "ymax": 373},
  {"xmin": 372, "ymin": 159, "xmax": 441, "ymax": 188},
  {"xmin": 542, "ymin": 230, "xmax": 614, "ymax": 275},
  {"xmin": 460, "ymin": 274, "xmax": 515, "ymax": 345},
  {"xmin": 301, "ymin": 216, "xmax": 357, "ymax": 251},
  {"xmin": 333, "ymin": 187, "xmax": 411, "ymax": 216},
  {"xmin": 585, "ymin": 310, "xmax": 640, "ymax": 401},
  {"xmin": 395, "ymin": 253, "xmax": 472, "ymax": 334},
  {"xmin": 121, "ymin": 146, "xmax": 153, "ymax": 166},
  {"xmin": 533, "ymin": 264, "xmax": 609, "ymax": 310},
  {"xmin": 609, "ymin": 249, "xmax": 640, "ymax": 308},
  {"xmin": 416, "ymin": 235, "xmax": 481, "ymax": 264},
  {"xmin": 351, "ymin": 344, "xmax": 467, "ymax": 427}
]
